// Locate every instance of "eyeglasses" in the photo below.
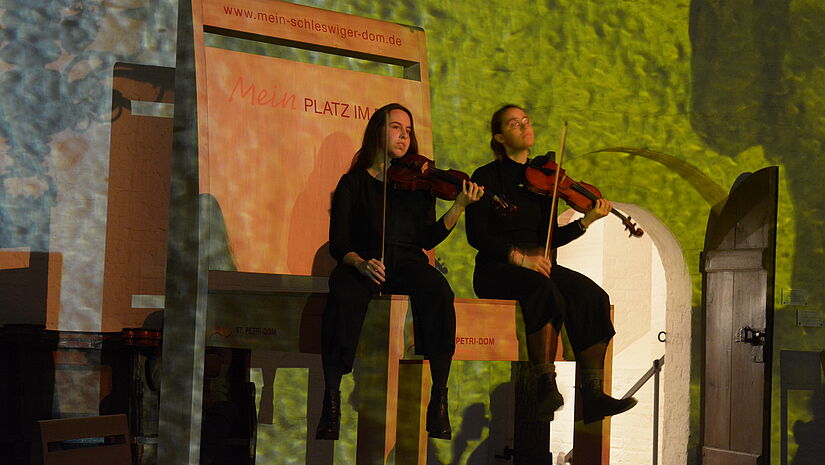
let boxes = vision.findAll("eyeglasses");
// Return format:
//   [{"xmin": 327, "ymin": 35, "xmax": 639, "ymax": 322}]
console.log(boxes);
[{"xmin": 506, "ymin": 117, "xmax": 532, "ymax": 131}]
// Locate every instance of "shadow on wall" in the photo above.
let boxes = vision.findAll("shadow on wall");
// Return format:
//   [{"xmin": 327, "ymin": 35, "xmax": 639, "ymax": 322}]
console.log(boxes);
[
  {"xmin": 790, "ymin": 385, "xmax": 825, "ymax": 465},
  {"xmin": 0, "ymin": 1, "xmax": 173, "ymax": 251},
  {"xmin": 690, "ymin": 2, "xmax": 825, "ymax": 463},
  {"xmin": 287, "ymin": 131, "xmax": 353, "ymax": 277},
  {"xmin": 426, "ymin": 381, "xmax": 513, "ymax": 465},
  {"xmin": 690, "ymin": 0, "xmax": 825, "ymax": 325}
]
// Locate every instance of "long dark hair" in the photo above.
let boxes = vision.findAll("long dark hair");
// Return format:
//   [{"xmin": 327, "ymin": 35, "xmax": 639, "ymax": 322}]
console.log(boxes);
[
  {"xmin": 349, "ymin": 103, "xmax": 419, "ymax": 173},
  {"xmin": 490, "ymin": 104, "xmax": 524, "ymax": 159}
]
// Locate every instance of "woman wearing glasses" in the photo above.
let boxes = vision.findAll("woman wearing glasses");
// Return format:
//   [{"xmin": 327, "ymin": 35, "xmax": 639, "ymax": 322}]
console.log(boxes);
[
  {"xmin": 465, "ymin": 104, "xmax": 636, "ymax": 423},
  {"xmin": 315, "ymin": 103, "xmax": 483, "ymax": 441}
]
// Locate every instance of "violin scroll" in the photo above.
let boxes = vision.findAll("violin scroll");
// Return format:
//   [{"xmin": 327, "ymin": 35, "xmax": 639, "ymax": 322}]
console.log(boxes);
[
  {"xmin": 526, "ymin": 153, "xmax": 644, "ymax": 238},
  {"xmin": 619, "ymin": 215, "xmax": 644, "ymax": 238}
]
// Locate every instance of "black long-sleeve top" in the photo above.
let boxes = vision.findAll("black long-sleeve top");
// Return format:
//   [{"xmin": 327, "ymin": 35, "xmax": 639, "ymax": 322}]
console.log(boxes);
[
  {"xmin": 466, "ymin": 155, "xmax": 585, "ymax": 264},
  {"xmin": 328, "ymin": 169, "xmax": 451, "ymax": 264}
]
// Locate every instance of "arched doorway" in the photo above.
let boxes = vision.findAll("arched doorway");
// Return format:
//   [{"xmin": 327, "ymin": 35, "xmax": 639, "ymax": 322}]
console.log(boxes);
[{"xmin": 549, "ymin": 204, "xmax": 692, "ymax": 465}]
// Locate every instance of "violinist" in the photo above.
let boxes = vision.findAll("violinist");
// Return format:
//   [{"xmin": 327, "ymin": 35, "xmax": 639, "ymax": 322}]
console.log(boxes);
[
  {"xmin": 465, "ymin": 104, "xmax": 637, "ymax": 423},
  {"xmin": 315, "ymin": 103, "xmax": 483, "ymax": 440}
]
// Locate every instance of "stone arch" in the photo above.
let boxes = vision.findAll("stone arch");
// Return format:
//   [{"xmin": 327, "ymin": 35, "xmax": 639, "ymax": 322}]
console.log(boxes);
[{"xmin": 555, "ymin": 203, "xmax": 691, "ymax": 464}]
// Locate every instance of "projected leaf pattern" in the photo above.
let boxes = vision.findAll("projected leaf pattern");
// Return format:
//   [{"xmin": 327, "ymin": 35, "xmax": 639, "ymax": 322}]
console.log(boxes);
[
  {"xmin": 0, "ymin": 0, "xmax": 174, "ymax": 249},
  {"xmin": 0, "ymin": 0, "xmax": 823, "ymax": 464}
]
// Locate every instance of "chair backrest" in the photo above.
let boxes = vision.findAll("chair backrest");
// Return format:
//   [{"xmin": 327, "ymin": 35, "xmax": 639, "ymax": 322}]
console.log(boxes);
[{"xmin": 38, "ymin": 414, "xmax": 132, "ymax": 465}]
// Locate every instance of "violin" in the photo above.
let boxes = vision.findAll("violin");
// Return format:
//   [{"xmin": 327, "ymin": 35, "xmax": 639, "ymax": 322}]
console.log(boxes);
[
  {"xmin": 525, "ymin": 153, "xmax": 644, "ymax": 237},
  {"xmin": 387, "ymin": 153, "xmax": 516, "ymax": 215}
]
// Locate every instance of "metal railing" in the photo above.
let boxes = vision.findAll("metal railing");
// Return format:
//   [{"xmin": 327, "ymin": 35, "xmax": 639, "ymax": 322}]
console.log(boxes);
[{"xmin": 621, "ymin": 354, "xmax": 666, "ymax": 465}]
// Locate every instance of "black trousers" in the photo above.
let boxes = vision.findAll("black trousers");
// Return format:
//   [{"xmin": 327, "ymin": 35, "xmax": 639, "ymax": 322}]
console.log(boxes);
[
  {"xmin": 473, "ymin": 261, "xmax": 614, "ymax": 354},
  {"xmin": 321, "ymin": 249, "xmax": 456, "ymax": 376}
]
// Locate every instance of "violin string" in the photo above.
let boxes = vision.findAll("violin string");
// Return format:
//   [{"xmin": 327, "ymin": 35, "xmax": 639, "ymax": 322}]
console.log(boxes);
[
  {"xmin": 568, "ymin": 177, "xmax": 638, "ymax": 233},
  {"xmin": 570, "ymin": 181, "xmax": 598, "ymax": 200},
  {"xmin": 544, "ymin": 147, "xmax": 640, "ymax": 236},
  {"xmin": 399, "ymin": 150, "xmax": 512, "ymax": 213},
  {"xmin": 380, "ymin": 109, "xmax": 389, "ymax": 280},
  {"xmin": 544, "ymin": 121, "xmax": 568, "ymax": 260}
]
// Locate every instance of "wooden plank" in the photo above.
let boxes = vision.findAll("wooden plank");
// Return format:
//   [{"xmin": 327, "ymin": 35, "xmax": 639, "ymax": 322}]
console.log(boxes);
[
  {"xmin": 190, "ymin": 0, "xmax": 434, "ymax": 279},
  {"xmin": 355, "ymin": 296, "xmax": 404, "ymax": 465},
  {"xmin": 102, "ymin": 63, "xmax": 174, "ymax": 331},
  {"xmin": 157, "ymin": 1, "xmax": 207, "ymax": 463},
  {"xmin": 701, "ymin": 446, "xmax": 760, "ymax": 465},
  {"xmin": 700, "ymin": 167, "xmax": 777, "ymax": 463},
  {"xmin": 200, "ymin": 0, "xmax": 424, "ymax": 63},
  {"xmin": 514, "ymin": 362, "xmax": 551, "ymax": 465},
  {"xmin": 206, "ymin": 292, "xmax": 324, "ymax": 352},
  {"xmin": 43, "ymin": 446, "xmax": 131, "ymax": 465},
  {"xmin": 603, "ymin": 306, "xmax": 614, "ymax": 464},
  {"xmin": 0, "ymin": 249, "xmax": 29, "ymax": 270},
  {"xmin": 205, "ymin": 289, "xmax": 531, "ymax": 359},
  {"xmin": 704, "ymin": 270, "xmax": 734, "ymax": 449},
  {"xmin": 452, "ymin": 298, "xmax": 525, "ymax": 361},
  {"xmin": 395, "ymin": 362, "xmax": 427, "ymax": 465},
  {"xmin": 729, "ymin": 269, "xmax": 766, "ymax": 453},
  {"xmin": 39, "ymin": 415, "xmax": 131, "ymax": 465},
  {"xmin": 208, "ymin": 270, "xmax": 328, "ymax": 293},
  {"xmin": 0, "ymin": 252, "xmax": 61, "ymax": 327},
  {"xmin": 702, "ymin": 248, "xmax": 765, "ymax": 272},
  {"xmin": 572, "ymin": 305, "xmax": 613, "ymax": 465},
  {"xmin": 205, "ymin": 274, "xmax": 330, "ymax": 354},
  {"xmin": 733, "ymin": 188, "xmax": 772, "ymax": 250},
  {"xmin": 39, "ymin": 414, "xmax": 129, "ymax": 441}
]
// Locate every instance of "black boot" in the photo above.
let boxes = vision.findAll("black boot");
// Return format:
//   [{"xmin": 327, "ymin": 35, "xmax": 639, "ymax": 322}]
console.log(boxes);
[
  {"xmin": 536, "ymin": 373, "xmax": 564, "ymax": 422},
  {"xmin": 315, "ymin": 390, "xmax": 341, "ymax": 440},
  {"xmin": 580, "ymin": 379, "xmax": 637, "ymax": 424},
  {"xmin": 426, "ymin": 387, "xmax": 451, "ymax": 440}
]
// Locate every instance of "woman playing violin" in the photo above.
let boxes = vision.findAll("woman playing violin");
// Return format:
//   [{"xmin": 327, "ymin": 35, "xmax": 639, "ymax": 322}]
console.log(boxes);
[
  {"xmin": 465, "ymin": 104, "xmax": 637, "ymax": 423},
  {"xmin": 316, "ymin": 103, "xmax": 483, "ymax": 440}
]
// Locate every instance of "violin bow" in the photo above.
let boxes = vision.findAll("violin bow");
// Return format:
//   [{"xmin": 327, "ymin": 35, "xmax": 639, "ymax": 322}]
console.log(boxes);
[
  {"xmin": 380, "ymin": 111, "xmax": 389, "ymax": 280},
  {"xmin": 544, "ymin": 120, "xmax": 568, "ymax": 260}
]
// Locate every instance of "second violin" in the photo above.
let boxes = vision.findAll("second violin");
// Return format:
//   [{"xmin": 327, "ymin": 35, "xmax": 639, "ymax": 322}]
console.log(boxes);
[{"xmin": 525, "ymin": 153, "xmax": 644, "ymax": 237}]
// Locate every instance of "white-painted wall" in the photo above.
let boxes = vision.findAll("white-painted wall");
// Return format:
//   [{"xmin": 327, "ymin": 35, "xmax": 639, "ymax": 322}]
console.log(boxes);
[{"xmin": 550, "ymin": 205, "xmax": 691, "ymax": 465}]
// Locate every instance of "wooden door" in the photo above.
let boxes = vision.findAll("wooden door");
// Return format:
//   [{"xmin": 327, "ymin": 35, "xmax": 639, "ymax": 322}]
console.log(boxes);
[{"xmin": 700, "ymin": 167, "xmax": 778, "ymax": 464}]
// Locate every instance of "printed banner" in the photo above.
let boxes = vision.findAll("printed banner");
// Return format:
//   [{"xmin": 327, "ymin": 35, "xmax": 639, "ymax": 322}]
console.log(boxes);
[{"xmin": 202, "ymin": 47, "xmax": 431, "ymax": 275}]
